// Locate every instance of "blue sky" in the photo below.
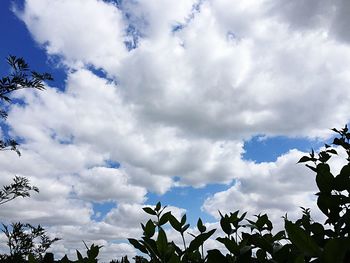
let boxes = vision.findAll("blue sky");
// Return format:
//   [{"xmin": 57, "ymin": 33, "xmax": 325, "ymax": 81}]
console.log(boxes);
[{"xmin": 1, "ymin": 0, "xmax": 349, "ymax": 260}]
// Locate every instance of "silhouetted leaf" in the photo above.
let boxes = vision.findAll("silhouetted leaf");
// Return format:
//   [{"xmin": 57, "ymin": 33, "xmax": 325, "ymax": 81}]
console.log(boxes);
[
  {"xmin": 144, "ymin": 219, "xmax": 155, "ymax": 237},
  {"xmin": 197, "ymin": 218, "xmax": 206, "ymax": 233},
  {"xmin": 128, "ymin": 238, "xmax": 148, "ymax": 254},
  {"xmin": 181, "ymin": 214, "xmax": 187, "ymax": 225},
  {"xmin": 156, "ymin": 228, "xmax": 168, "ymax": 256},
  {"xmin": 217, "ymin": 237, "xmax": 239, "ymax": 255},
  {"xmin": 159, "ymin": 211, "xmax": 171, "ymax": 226},
  {"xmin": 155, "ymin": 202, "xmax": 161, "ymax": 212},
  {"xmin": 76, "ymin": 250, "xmax": 83, "ymax": 261},
  {"xmin": 188, "ymin": 229, "xmax": 216, "ymax": 252},
  {"xmin": 285, "ymin": 220, "xmax": 321, "ymax": 257},
  {"xmin": 220, "ymin": 215, "xmax": 232, "ymax": 235},
  {"xmin": 298, "ymin": 156, "xmax": 311, "ymax": 163},
  {"xmin": 322, "ymin": 238, "xmax": 350, "ymax": 263},
  {"xmin": 206, "ymin": 249, "xmax": 227, "ymax": 263},
  {"xmin": 316, "ymin": 163, "xmax": 333, "ymax": 193},
  {"xmin": 143, "ymin": 207, "xmax": 157, "ymax": 215},
  {"xmin": 168, "ymin": 215, "xmax": 182, "ymax": 232}
]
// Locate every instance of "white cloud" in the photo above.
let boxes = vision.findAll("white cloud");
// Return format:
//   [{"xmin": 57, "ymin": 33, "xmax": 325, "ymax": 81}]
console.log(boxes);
[
  {"xmin": 202, "ymin": 149, "xmax": 329, "ymax": 229},
  {"xmin": 74, "ymin": 167, "xmax": 147, "ymax": 203},
  {"xmin": 114, "ymin": 0, "xmax": 350, "ymax": 139},
  {"xmin": 2, "ymin": 0, "xmax": 350, "ymax": 259},
  {"xmin": 15, "ymin": 0, "xmax": 128, "ymax": 72},
  {"xmin": 118, "ymin": 0, "xmax": 197, "ymax": 40}
]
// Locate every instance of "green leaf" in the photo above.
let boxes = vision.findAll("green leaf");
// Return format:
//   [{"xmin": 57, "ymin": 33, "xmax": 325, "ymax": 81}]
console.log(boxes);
[
  {"xmin": 316, "ymin": 163, "xmax": 333, "ymax": 192},
  {"xmin": 155, "ymin": 201, "xmax": 161, "ymax": 212},
  {"xmin": 220, "ymin": 215, "xmax": 232, "ymax": 235},
  {"xmin": 181, "ymin": 214, "xmax": 187, "ymax": 225},
  {"xmin": 285, "ymin": 220, "xmax": 321, "ymax": 257},
  {"xmin": 188, "ymin": 229, "xmax": 216, "ymax": 252},
  {"xmin": 169, "ymin": 215, "xmax": 182, "ymax": 232},
  {"xmin": 295, "ymin": 254, "xmax": 305, "ymax": 263},
  {"xmin": 59, "ymin": 255, "xmax": 70, "ymax": 263},
  {"xmin": 144, "ymin": 219, "xmax": 156, "ymax": 237},
  {"xmin": 310, "ymin": 222, "xmax": 324, "ymax": 236},
  {"xmin": 334, "ymin": 164, "xmax": 350, "ymax": 191},
  {"xmin": 255, "ymin": 214, "xmax": 272, "ymax": 231},
  {"xmin": 159, "ymin": 211, "xmax": 171, "ymax": 226},
  {"xmin": 197, "ymin": 218, "xmax": 206, "ymax": 233},
  {"xmin": 272, "ymin": 244, "xmax": 292, "ymax": 262},
  {"xmin": 256, "ymin": 249, "xmax": 266, "ymax": 260},
  {"xmin": 28, "ymin": 254, "xmax": 37, "ymax": 263},
  {"xmin": 76, "ymin": 250, "xmax": 84, "ymax": 261},
  {"xmin": 142, "ymin": 237, "xmax": 159, "ymax": 259},
  {"xmin": 168, "ymin": 253, "xmax": 181, "ymax": 263},
  {"xmin": 273, "ymin": 230, "xmax": 285, "ymax": 242},
  {"xmin": 249, "ymin": 233, "xmax": 273, "ymax": 253},
  {"xmin": 156, "ymin": 228, "xmax": 168, "ymax": 256},
  {"xmin": 87, "ymin": 244, "xmax": 100, "ymax": 259},
  {"xmin": 143, "ymin": 207, "xmax": 157, "ymax": 215},
  {"xmin": 326, "ymin": 149, "xmax": 337, "ymax": 155},
  {"xmin": 217, "ymin": 237, "xmax": 239, "ymax": 255},
  {"xmin": 128, "ymin": 238, "xmax": 148, "ymax": 254},
  {"xmin": 317, "ymin": 193, "xmax": 331, "ymax": 216},
  {"xmin": 298, "ymin": 156, "xmax": 311, "ymax": 163},
  {"xmin": 182, "ymin": 223, "xmax": 190, "ymax": 233},
  {"xmin": 322, "ymin": 238, "xmax": 350, "ymax": 263},
  {"xmin": 239, "ymin": 245, "xmax": 252, "ymax": 259},
  {"xmin": 206, "ymin": 249, "xmax": 227, "ymax": 263}
]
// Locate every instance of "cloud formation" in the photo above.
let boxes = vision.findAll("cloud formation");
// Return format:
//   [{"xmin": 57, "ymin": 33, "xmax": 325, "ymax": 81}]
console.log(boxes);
[{"xmin": 1, "ymin": 0, "xmax": 350, "ymax": 259}]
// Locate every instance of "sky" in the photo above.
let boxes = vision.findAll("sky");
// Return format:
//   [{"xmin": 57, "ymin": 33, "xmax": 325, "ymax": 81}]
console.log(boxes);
[{"xmin": 1, "ymin": 0, "xmax": 350, "ymax": 261}]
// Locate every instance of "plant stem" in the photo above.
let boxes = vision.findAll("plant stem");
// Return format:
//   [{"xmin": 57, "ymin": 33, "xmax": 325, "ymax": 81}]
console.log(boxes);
[{"xmin": 181, "ymin": 232, "xmax": 187, "ymax": 250}]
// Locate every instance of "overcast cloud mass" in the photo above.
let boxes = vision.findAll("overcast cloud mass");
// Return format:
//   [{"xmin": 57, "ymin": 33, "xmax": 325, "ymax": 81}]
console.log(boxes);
[{"xmin": 1, "ymin": 0, "xmax": 350, "ymax": 260}]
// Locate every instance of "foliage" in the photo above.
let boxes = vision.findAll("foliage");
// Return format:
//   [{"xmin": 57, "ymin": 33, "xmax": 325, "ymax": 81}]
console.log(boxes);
[
  {"xmin": 0, "ymin": 56, "xmax": 56, "ymax": 263},
  {"xmin": 0, "ymin": 222, "xmax": 60, "ymax": 262},
  {"xmin": 128, "ymin": 202, "xmax": 217, "ymax": 263},
  {"xmin": 0, "ymin": 241, "xmax": 103, "ymax": 263},
  {"xmin": 0, "ymin": 55, "xmax": 52, "ymax": 155},
  {"xmin": 128, "ymin": 125, "xmax": 350, "ymax": 262},
  {"xmin": 0, "ymin": 176, "xmax": 39, "ymax": 205},
  {"xmin": 0, "ymin": 55, "xmax": 52, "ymax": 205}
]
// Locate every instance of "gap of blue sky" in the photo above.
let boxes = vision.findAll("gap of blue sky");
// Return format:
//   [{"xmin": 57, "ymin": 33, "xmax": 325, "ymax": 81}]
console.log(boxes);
[
  {"xmin": 0, "ymin": 0, "xmax": 66, "ymax": 89},
  {"xmin": 243, "ymin": 135, "xmax": 323, "ymax": 163}
]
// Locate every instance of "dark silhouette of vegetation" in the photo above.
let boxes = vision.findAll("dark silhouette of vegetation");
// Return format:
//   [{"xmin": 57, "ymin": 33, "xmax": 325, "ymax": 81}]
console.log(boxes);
[
  {"xmin": 0, "ymin": 55, "xmax": 52, "ymax": 155},
  {"xmin": 0, "ymin": 222, "xmax": 60, "ymax": 262},
  {"xmin": 0, "ymin": 56, "xmax": 58, "ymax": 262},
  {"xmin": 128, "ymin": 125, "xmax": 350, "ymax": 262},
  {"xmin": 0, "ymin": 176, "xmax": 39, "ymax": 205},
  {"xmin": 0, "ymin": 55, "xmax": 52, "ymax": 205}
]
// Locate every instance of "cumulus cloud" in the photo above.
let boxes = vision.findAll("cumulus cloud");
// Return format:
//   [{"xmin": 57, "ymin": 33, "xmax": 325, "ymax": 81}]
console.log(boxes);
[
  {"xmin": 15, "ymin": 0, "xmax": 128, "ymax": 72},
  {"xmin": 202, "ymin": 149, "xmax": 329, "ymax": 229},
  {"xmin": 74, "ymin": 167, "xmax": 147, "ymax": 203},
  {"xmin": 1, "ymin": 0, "xmax": 350, "ymax": 259}
]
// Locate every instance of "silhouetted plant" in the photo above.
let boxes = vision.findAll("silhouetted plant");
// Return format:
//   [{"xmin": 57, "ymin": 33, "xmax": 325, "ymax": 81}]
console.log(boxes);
[
  {"xmin": 0, "ymin": 56, "xmax": 56, "ymax": 263},
  {"xmin": 0, "ymin": 55, "xmax": 52, "ymax": 155},
  {"xmin": 0, "ymin": 175, "xmax": 39, "ymax": 205},
  {"xmin": 110, "ymin": 255, "xmax": 130, "ymax": 263},
  {"xmin": 52, "ymin": 242, "xmax": 102, "ymax": 263},
  {"xmin": 128, "ymin": 202, "xmax": 216, "ymax": 263},
  {"xmin": 129, "ymin": 125, "xmax": 350, "ymax": 262},
  {"xmin": 0, "ymin": 222, "xmax": 60, "ymax": 262},
  {"xmin": 0, "ymin": 55, "xmax": 52, "ymax": 205}
]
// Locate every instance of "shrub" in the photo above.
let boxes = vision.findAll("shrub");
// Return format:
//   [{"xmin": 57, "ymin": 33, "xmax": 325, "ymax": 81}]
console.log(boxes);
[
  {"xmin": 129, "ymin": 125, "xmax": 350, "ymax": 262},
  {"xmin": 0, "ymin": 222, "xmax": 60, "ymax": 262}
]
